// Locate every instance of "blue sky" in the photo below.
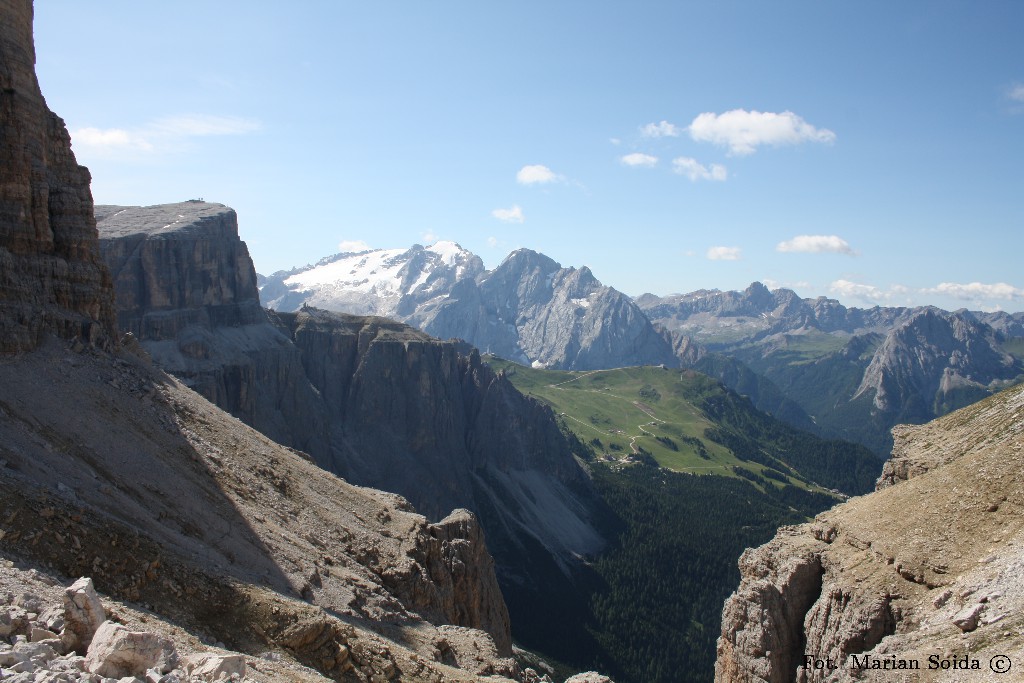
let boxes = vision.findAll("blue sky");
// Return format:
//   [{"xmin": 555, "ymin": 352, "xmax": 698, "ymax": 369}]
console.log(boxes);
[{"xmin": 35, "ymin": 1, "xmax": 1023, "ymax": 312}]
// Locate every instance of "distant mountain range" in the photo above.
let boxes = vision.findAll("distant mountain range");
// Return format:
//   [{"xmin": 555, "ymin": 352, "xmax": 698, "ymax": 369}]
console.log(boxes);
[
  {"xmin": 638, "ymin": 282, "xmax": 1024, "ymax": 452},
  {"xmin": 260, "ymin": 243, "xmax": 678, "ymax": 371},
  {"xmin": 261, "ymin": 245, "xmax": 1024, "ymax": 454}
]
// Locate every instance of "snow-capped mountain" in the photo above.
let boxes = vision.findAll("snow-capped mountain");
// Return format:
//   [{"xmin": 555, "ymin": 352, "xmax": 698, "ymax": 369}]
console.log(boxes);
[
  {"xmin": 260, "ymin": 243, "xmax": 677, "ymax": 370},
  {"xmin": 259, "ymin": 241, "xmax": 485, "ymax": 318}
]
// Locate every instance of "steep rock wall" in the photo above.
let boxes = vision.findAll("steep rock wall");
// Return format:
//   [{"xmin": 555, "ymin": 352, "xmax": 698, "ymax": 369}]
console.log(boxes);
[
  {"xmin": 97, "ymin": 203, "xmax": 332, "ymax": 456},
  {"xmin": 716, "ymin": 384, "xmax": 1024, "ymax": 682},
  {"xmin": 0, "ymin": 0, "xmax": 116, "ymax": 352}
]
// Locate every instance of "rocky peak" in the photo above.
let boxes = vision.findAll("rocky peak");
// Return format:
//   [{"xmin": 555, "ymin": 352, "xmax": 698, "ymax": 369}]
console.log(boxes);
[
  {"xmin": 497, "ymin": 248, "xmax": 561, "ymax": 276},
  {"xmin": 854, "ymin": 307, "xmax": 1021, "ymax": 414},
  {"xmin": 0, "ymin": 0, "xmax": 117, "ymax": 352}
]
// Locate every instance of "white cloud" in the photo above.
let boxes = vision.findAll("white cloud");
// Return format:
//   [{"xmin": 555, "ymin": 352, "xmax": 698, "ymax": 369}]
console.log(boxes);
[
  {"xmin": 688, "ymin": 109, "xmax": 836, "ymax": 156},
  {"xmin": 70, "ymin": 114, "xmax": 261, "ymax": 157},
  {"xmin": 640, "ymin": 120, "xmax": 681, "ymax": 138},
  {"xmin": 338, "ymin": 240, "xmax": 371, "ymax": 253},
  {"xmin": 516, "ymin": 164, "xmax": 562, "ymax": 185},
  {"xmin": 609, "ymin": 137, "xmax": 622, "ymax": 146},
  {"xmin": 421, "ymin": 230, "xmax": 438, "ymax": 243},
  {"xmin": 776, "ymin": 235, "xmax": 856, "ymax": 255},
  {"xmin": 71, "ymin": 127, "xmax": 153, "ymax": 153},
  {"xmin": 762, "ymin": 278, "xmax": 811, "ymax": 291},
  {"xmin": 707, "ymin": 246, "xmax": 741, "ymax": 261},
  {"xmin": 620, "ymin": 152, "xmax": 658, "ymax": 168},
  {"xmin": 1008, "ymin": 83, "xmax": 1024, "ymax": 103},
  {"xmin": 925, "ymin": 281, "xmax": 1024, "ymax": 301},
  {"xmin": 672, "ymin": 157, "xmax": 727, "ymax": 182},
  {"xmin": 829, "ymin": 280, "xmax": 891, "ymax": 303},
  {"xmin": 487, "ymin": 236, "xmax": 499, "ymax": 248},
  {"xmin": 492, "ymin": 205, "xmax": 525, "ymax": 223}
]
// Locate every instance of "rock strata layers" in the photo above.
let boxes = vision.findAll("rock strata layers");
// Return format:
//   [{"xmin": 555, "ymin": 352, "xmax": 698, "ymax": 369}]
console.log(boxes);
[
  {"xmin": 715, "ymin": 383, "xmax": 1024, "ymax": 682},
  {"xmin": 0, "ymin": 0, "xmax": 116, "ymax": 352},
  {"xmin": 97, "ymin": 202, "xmax": 328, "ymax": 454}
]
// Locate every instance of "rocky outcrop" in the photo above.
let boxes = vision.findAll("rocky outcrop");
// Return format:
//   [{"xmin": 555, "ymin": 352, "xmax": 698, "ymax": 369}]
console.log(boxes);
[
  {"xmin": 716, "ymin": 383, "xmax": 1024, "ymax": 682},
  {"xmin": 0, "ymin": 0, "xmax": 116, "ymax": 352}
]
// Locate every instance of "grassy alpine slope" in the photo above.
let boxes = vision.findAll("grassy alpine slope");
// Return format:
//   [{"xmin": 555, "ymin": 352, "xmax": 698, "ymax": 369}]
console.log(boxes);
[
  {"xmin": 482, "ymin": 358, "xmax": 884, "ymax": 681},
  {"xmin": 486, "ymin": 357, "xmax": 881, "ymax": 496}
]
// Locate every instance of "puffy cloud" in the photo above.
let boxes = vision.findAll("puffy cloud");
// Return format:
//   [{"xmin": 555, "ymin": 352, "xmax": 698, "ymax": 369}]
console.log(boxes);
[
  {"xmin": 338, "ymin": 240, "xmax": 371, "ymax": 253},
  {"xmin": 71, "ymin": 127, "xmax": 153, "ymax": 152},
  {"xmin": 516, "ymin": 164, "xmax": 562, "ymax": 185},
  {"xmin": 1008, "ymin": 83, "xmax": 1024, "ymax": 103},
  {"xmin": 672, "ymin": 157, "xmax": 727, "ymax": 181},
  {"xmin": 620, "ymin": 152, "xmax": 658, "ymax": 168},
  {"xmin": 487, "ymin": 236, "xmax": 499, "ymax": 248},
  {"xmin": 776, "ymin": 235, "xmax": 856, "ymax": 255},
  {"xmin": 829, "ymin": 280, "xmax": 891, "ymax": 303},
  {"xmin": 492, "ymin": 205, "xmax": 525, "ymax": 223},
  {"xmin": 688, "ymin": 109, "xmax": 836, "ymax": 156},
  {"xmin": 640, "ymin": 120, "xmax": 682, "ymax": 138},
  {"xmin": 421, "ymin": 230, "xmax": 439, "ymax": 243},
  {"xmin": 706, "ymin": 246, "xmax": 741, "ymax": 261},
  {"xmin": 925, "ymin": 281, "xmax": 1024, "ymax": 301}
]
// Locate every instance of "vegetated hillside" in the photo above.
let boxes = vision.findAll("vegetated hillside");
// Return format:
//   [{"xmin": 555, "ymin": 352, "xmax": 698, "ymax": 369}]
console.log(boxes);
[
  {"xmin": 641, "ymin": 283, "xmax": 1024, "ymax": 455},
  {"xmin": 486, "ymin": 358, "xmax": 880, "ymax": 496},
  {"xmin": 584, "ymin": 464, "xmax": 822, "ymax": 683},
  {"xmin": 716, "ymin": 381, "xmax": 1024, "ymax": 683},
  {"xmin": 481, "ymin": 359, "xmax": 882, "ymax": 682}
]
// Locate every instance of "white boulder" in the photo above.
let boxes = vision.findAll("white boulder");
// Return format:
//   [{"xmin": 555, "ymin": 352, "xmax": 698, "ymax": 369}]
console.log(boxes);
[{"xmin": 85, "ymin": 621, "xmax": 179, "ymax": 678}]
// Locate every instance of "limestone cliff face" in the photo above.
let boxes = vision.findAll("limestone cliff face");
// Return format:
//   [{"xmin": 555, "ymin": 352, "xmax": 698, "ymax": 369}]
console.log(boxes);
[
  {"xmin": 96, "ymin": 203, "xmax": 262, "ymax": 336},
  {"xmin": 273, "ymin": 309, "xmax": 605, "ymax": 569},
  {"xmin": 0, "ymin": 0, "xmax": 116, "ymax": 352},
  {"xmin": 96, "ymin": 203, "xmax": 331, "ymax": 456},
  {"xmin": 97, "ymin": 206, "xmax": 605, "ymax": 653},
  {"xmin": 715, "ymin": 383, "xmax": 1024, "ymax": 682}
]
